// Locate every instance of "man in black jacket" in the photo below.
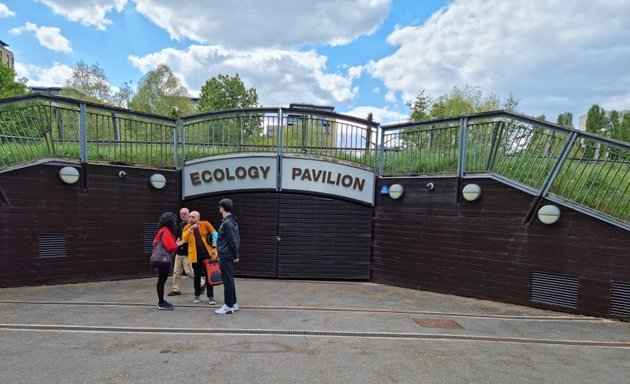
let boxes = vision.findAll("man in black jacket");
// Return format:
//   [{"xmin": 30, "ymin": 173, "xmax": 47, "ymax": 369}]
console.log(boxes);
[{"xmin": 215, "ymin": 198, "xmax": 240, "ymax": 315}]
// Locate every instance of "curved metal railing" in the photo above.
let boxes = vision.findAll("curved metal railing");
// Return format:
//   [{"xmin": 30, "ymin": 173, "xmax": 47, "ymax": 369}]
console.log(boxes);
[
  {"xmin": 381, "ymin": 111, "xmax": 629, "ymax": 228},
  {"xmin": 1, "ymin": 95, "xmax": 628, "ymax": 228}
]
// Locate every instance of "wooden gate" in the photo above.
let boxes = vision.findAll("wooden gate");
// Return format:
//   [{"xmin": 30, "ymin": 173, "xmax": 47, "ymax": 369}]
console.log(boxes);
[{"xmin": 189, "ymin": 192, "xmax": 372, "ymax": 280}]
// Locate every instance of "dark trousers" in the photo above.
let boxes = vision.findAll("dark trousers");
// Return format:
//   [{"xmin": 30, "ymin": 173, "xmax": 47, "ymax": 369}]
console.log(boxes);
[
  {"xmin": 192, "ymin": 261, "xmax": 214, "ymax": 298},
  {"xmin": 155, "ymin": 262, "xmax": 170, "ymax": 303},
  {"xmin": 219, "ymin": 258, "xmax": 236, "ymax": 307}
]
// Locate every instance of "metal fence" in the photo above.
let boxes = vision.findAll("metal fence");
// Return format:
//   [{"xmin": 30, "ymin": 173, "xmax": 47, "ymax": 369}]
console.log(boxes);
[
  {"xmin": 381, "ymin": 111, "xmax": 629, "ymax": 228},
  {"xmin": 181, "ymin": 107, "xmax": 379, "ymax": 167},
  {"xmin": 0, "ymin": 95, "xmax": 176, "ymax": 168},
  {"xmin": 1, "ymin": 95, "xmax": 628, "ymax": 228}
]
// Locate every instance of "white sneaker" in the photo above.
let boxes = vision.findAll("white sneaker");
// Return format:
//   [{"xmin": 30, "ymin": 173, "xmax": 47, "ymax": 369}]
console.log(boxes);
[
  {"xmin": 232, "ymin": 303, "xmax": 239, "ymax": 311},
  {"xmin": 215, "ymin": 304, "xmax": 234, "ymax": 315},
  {"xmin": 193, "ymin": 296, "xmax": 200, "ymax": 303}
]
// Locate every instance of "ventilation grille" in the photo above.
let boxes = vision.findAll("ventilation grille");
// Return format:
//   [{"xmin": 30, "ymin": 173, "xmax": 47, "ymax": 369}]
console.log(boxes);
[
  {"xmin": 611, "ymin": 281, "xmax": 630, "ymax": 317},
  {"xmin": 38, "ymin": 234, "xmax": 67, "ymax": 258},
  {"xmin": 143, "ymin": 222, "xmax": 159, "ymax": 254},
  {"xmin": 531, "ymin": 272, "xmax": 579, "ymax": 309}
]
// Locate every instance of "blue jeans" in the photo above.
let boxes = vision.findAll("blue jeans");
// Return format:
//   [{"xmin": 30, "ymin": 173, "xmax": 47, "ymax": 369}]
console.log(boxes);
[{"xmin": 219, "ymin": 259, "xmax": 236, "ymax": 307}]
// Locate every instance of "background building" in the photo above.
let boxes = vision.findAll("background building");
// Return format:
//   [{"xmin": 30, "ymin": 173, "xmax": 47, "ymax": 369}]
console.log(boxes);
[{"xmin": 0, "ymin": 40, "xmax": 14, "ymax": 68}]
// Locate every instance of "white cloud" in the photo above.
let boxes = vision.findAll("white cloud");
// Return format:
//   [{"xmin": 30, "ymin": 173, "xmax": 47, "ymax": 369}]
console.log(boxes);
[
  {"xmin": 10, "ymin": 22, "xmax": 72, "ymax": 53},
  {"xmin": 0, "ymin": 3, "xmax": 16, "ymax": 18},
  {"xmin": 35, "ymin": 0, "xmax": 127, "ymax": 30},
  {"xmin": 14, "ymin": 62, "xmax": 74, "ymax": 87},
  {"xmin": 343, "ymin": 106, "xmax": 408, "ymax": 125},
  {"xmin": 384, "ymin": 90, "xmax": 396, "ymax": 103},
  {"xmin": 133, "ymin": 0, "xmax": 390, "ymax": 48},
  {"xmin": 129, "ymin": 45, "xmax": 358, "ymax": 107},
  {"xmin": 370, "ymin": 0, "xmax": 630, "ymax": 120}
]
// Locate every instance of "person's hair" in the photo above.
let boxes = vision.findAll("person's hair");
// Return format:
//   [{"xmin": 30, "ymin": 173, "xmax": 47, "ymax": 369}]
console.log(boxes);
[
  {"xmin": 158, "ymin": 211, "xmax": 178, "ymax": 234},
  {"xmin": 219, "ymin": 198, "xmax": 233, "ymax": 212}
]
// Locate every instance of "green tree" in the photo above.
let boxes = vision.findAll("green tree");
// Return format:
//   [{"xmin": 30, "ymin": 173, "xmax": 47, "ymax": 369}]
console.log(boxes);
[
  {"xmin": 197, "ymin": 73, "xmax": 259, "ymax": 112},
  {"xmin": 608, "ymin": 110, "xmax": 622, "ymax": 140},
  {"xmin": 129, "ymin": 64, "xmax": 195, "ymax": 116},
  {"xmin": 585, "ymin": 105, "xmax": 608, "ymax": 135},
  {"xmin": 365, "ymin": 112, "xmax": 374, "ymax": 151},
  {"xmin": 197, "ymin": 73, "xmax": 261, "ymax": 139},
  {"xmin": 0, "ymin": 65, "xmax": 29, "ymax": 98},
  {"xmin": 407, "ymin": 89, "xmax": 431, "ymax": 122},
  {"xmin": 502, "ymin": 93, "xmax": 520, "ymax": 112},
  {"xmin": 584, "ymin": 105, "xmax": 610, "ymax": 160},
  {"xmin": 111, "ymin": 80, "xmax": 135, "ymax": 109},
  {"xmin": 429, "ymin": 85, "xmax": 500, "ymax": 119},
  {"xmin": 557, "ymin": 112, "xmax": 573, "ymax": 128},
  {"xmin": 62, "ymin": 61, "xmax": 111, "ymax": 103},
  {"xmin": 620, "ymin": 113, "xmax": 630, "ymax": 143}
]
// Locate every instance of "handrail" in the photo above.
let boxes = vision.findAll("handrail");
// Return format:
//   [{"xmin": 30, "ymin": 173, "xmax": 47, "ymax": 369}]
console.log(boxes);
[{"xmin": 1, "ymin": 95, "xmax": 627, "ymax": 228}]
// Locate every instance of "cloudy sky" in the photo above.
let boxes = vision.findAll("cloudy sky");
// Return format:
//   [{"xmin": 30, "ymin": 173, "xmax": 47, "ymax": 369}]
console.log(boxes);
[{"xmin": 2, "ymin": 0, "xmax": 629, "ymax": 125}]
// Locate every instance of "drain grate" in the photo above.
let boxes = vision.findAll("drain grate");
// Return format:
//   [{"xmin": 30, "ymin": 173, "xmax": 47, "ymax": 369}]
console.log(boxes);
[{"xmin": 414, "ymin": 318, "xmax": 463, "ymax": 329}]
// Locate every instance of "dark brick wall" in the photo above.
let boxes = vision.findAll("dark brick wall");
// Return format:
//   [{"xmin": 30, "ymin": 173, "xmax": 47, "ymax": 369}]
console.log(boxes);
[
  {"xmin": 372, "ymin": 177, "xmax": 630, "ymax": 319},
  {"xmin": 0, "ymin": 162, "xmax": 179, "ymax": 287}
]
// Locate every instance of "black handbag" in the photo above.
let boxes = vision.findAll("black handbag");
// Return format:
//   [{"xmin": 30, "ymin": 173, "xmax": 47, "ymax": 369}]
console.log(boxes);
[{"xmin": 150, "ymin": 232, "xmax": 173, "ymax": 267}]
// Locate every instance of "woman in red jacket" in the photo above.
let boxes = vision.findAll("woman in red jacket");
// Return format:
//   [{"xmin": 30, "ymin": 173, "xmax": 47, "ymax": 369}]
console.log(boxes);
[{"xmin": 153, "ymin": 212, "xmax": 181, "ymax": 310}]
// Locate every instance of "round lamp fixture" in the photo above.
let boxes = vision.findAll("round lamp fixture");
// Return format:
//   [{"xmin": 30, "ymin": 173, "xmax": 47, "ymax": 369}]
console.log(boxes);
[
  {"xmin": 59, "ymin": 166, "xmax": 80, "ymax": 184},
  {"xmin": 538, "ymin": 205, "xmax": 561, "ymax": 225},
  {"xmin": 149, "ymin": 173, "xmax": 167, "ymax": 189},
  {"xmin": 462, "ymin": 183, "xmax": 481, "ymax": 201},
  {"xmin": 388, "ymin": 184, "xmax": 404, "ymax": 200}
]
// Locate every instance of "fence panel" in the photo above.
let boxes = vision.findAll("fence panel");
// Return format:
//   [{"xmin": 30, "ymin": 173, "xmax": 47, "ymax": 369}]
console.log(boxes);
[{"xmin": 549, "ymin": 135, "xmax": 629, "ymax": 224}]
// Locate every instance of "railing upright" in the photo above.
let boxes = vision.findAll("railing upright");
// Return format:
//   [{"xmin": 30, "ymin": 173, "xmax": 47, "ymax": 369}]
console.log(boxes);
[{"xmin": 79, "ymin": 103, "xmax": 87, "ymax": 163}]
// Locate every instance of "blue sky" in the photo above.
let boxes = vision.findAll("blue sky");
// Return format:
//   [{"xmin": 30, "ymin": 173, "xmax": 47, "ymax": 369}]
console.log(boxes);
[{"xmin": 1, "ymin": 0, "xmax": 630, "ymax": 126}]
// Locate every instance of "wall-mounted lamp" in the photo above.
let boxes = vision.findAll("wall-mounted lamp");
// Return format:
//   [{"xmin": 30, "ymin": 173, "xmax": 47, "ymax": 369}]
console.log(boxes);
[
  {"xmin": 380, "ymin": 185, "xmax": 390, "ymax": 196},
  {"xmin": 462, "ymin": 183, "xmax": 481, "ymax": 201},
  {"xmin": 118, "ymin": 170, "xmax": 127, "ymax": 178},
  {"xmin": 389, "ymin": 184, "xmax": 404, "ymax": 199},
  {"xmin": 149, "ymin": 173, "xmax": 167, "ymax": 189},
  {"xmin": 58, "ymin": 166, "xmax": 80, "ymax": 184},
  {"xmin": 425, "ymin": 182, "xmax": 434, "ymax": 191},
  {"xmin": 538, "ymin": 205, "xmax": 561, "ymax": 225}
]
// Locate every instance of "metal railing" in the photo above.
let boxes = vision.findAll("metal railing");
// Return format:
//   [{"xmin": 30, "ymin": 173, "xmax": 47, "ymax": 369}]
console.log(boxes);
[
  {"xmin": 381, "ymin": 111, "xmax": 629, "ymax": 228},
  {"xmin": 1, "ymin": 95, "xmax": 628, "ymax": 228},
  {"xmin": 181, "ymin": 107, "xmax": 379, "ymax": 167},
  {"xmin": 0, "ymin": 94, "xmax": 176, "ymax": 168}
]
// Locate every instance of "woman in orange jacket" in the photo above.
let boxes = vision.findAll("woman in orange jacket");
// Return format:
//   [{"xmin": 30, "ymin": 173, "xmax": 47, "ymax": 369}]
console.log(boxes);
[{"xmin": 181, "ymin": 211, "xmax": 218, "ymax": 304}]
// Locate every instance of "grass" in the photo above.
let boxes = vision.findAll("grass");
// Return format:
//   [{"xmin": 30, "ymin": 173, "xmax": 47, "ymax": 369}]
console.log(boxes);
[{"xmin": 1, "ymin": 139, "xmax": 628, "ymax": 222}]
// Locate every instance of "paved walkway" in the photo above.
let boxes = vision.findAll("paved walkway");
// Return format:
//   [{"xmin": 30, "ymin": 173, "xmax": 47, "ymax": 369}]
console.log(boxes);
[{"xmin": 1, "ymin": 277, "xmax": 629, "ymax": 383}]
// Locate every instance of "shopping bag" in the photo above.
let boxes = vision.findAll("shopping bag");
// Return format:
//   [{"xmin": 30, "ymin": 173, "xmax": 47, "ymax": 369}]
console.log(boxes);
[{"xmin": 202, "ymin": 259, "xmax": 223, "ymax": 286}]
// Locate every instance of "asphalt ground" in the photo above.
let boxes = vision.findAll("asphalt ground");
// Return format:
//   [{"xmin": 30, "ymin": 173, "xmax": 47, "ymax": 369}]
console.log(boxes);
[{"xmin": 1, "ymin": 276, "xmax": 629, "ymax": 383}]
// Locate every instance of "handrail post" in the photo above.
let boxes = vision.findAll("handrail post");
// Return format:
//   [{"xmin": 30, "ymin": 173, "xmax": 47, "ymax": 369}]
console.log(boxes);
[
  {"xmin": 277, "ymin": 108, "xmax": 283, "ymax": 191},
  {"xmin": 378, "ymin": 127, "xmax": 385, "ymax": 175},
  {"xmin": 180, "ymin": 118, "xmax": 186, "ymax": 169},
  {"xmin": 79, "ymin": 103, "xmax": 87, "ymax": 163},
  {"xmin": 539, "ymin": 131, "xmax": 577, "ymax": 198},
  {"xmin": 173, "ymin": 119, "xmax": 179, "ymax": 170},
  {"xmin": 456, "ymin": 117, "xmax": 468, "ymax": 178},
  {"xmin": 456, "ymin": 117, "xmax": 469, "ymax": 204},
  {"xmin": 522, "ymin": 131, "xmax": 577, "ymax": 225}
]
